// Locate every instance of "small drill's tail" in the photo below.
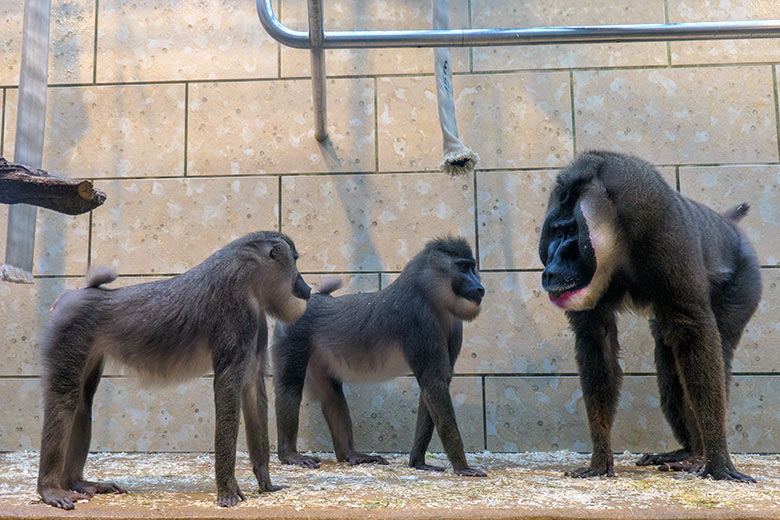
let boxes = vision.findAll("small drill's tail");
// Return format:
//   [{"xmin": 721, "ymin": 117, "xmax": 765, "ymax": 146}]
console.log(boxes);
[
  {"xmin": 314, "ymin": 278, "xmax": 343, "ymax": 296},
  {"xmin": 85, "ymin": 266, "xmax": 118, "ymax": 288},
  {"xmin": 723, "ymin": 203, "xmax": 750, "ymax": 222}
]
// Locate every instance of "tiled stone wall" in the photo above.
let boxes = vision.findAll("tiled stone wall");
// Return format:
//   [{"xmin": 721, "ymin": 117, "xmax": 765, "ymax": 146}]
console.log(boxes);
[{"xmin": 1, "ymin": 0, "xmax": 778, "ymax": 454}]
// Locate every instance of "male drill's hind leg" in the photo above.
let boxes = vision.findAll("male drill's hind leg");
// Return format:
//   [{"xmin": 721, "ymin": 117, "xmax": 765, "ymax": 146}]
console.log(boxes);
[
  {"xmin": 316, "ymin": 376, "xmax": 387, "ymax": 466},
  {"xmin": 637, "ymin": 321, "xmax": 703, "ymax": 469}
]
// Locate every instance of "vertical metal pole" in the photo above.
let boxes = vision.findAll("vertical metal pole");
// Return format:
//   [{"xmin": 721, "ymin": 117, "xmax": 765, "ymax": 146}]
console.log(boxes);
[
  {"xmin": 3, "ymin": 0, "xmax": 51, "ymax": 284},
  {"xmin": 307, "ymin": 0, "xmax": 328, "ymax": 141}
]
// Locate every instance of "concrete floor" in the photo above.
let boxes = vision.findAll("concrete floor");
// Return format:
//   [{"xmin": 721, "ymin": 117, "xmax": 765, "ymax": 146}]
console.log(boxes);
[{"xmin": 1, "ymin": 451, "xmax": 779, "ymax": 519}]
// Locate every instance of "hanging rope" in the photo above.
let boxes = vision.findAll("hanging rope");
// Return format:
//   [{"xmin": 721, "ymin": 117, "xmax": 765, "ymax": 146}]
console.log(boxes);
[{"xmin": 433, "ymin": 0, "xmax": 478, "ymax": 177}]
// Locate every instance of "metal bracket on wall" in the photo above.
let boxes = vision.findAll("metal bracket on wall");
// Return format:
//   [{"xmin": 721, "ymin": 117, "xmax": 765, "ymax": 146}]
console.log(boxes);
[{"xmin": 256, "ymin": 0, "xmax": 780, "ymax": 143}]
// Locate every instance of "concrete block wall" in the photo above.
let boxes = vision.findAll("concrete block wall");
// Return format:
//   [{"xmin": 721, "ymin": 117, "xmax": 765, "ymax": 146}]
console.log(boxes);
[{"xmin": 0, "ymin": 0, "xmax": 778, "ymax": 454}]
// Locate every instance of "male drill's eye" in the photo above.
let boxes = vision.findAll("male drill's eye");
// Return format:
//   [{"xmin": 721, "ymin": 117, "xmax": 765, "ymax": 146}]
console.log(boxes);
[
  {"xmin": 553, "ymin": 220, "xmax": 577, "ymax": 239},
  {"xmin": 459, "ymin": 263, "xmax": 470, "ymax": 274}
]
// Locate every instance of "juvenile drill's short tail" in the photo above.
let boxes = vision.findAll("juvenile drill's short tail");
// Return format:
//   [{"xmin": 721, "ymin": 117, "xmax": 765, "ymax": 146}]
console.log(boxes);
[
  {"xmin": 85, "ymin": 266, "xmax": 117, "ymax": 288},
  {"xmin": 315, "ymin": 278, "xmax": 343, "ymax": 296},
  {"xmin": 723, "ymin": 203, "xmax": 750, "ymax": 222}
]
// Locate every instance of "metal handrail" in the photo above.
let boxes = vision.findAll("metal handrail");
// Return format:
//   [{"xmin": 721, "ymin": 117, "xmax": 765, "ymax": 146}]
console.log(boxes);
[{"xmin": 256, "ymin": 0, "xmax": 780, "ymax": 140}]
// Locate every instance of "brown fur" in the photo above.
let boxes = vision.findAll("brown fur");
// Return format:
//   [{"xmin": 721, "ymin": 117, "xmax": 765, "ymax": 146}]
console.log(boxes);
[
  {"xmin": 272, "ymin": 237, "xmax": 487, "ymax": 477},
  {"xmin": 37, "ymin": 231, "xmax": 310, "ymax": 509},
  {"xmin": 539, "ymin": 151, "xmax": 761, "ymax": 482}
]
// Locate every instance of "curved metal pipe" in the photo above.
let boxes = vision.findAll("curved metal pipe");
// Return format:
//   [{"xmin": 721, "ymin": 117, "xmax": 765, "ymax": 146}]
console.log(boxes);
[
  {"xmin": 256, "ymin": 0, "xmax": 309, "ymax": 49},
  {"xmin": 323, "ymin": 22, "xmax": 780, "ymax": 48},
  {"xmin": 257, "ymin": 0, "xmax": 780, "ymax": 50},
  {"xmin": 256, "ymin": 0, "xmax": 780, "ymax": 143}
]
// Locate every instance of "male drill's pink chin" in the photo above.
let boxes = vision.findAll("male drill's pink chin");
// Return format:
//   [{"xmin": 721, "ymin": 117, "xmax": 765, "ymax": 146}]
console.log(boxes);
[{"xmin": 549, "ymin": 288, "xmax": 585, "ymax": 309}]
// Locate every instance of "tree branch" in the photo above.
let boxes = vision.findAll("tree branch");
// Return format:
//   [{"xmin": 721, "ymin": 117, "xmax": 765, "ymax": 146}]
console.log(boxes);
[{"xmin": 0, "ymin": 157, "xmax": 106, "ymax": 215}]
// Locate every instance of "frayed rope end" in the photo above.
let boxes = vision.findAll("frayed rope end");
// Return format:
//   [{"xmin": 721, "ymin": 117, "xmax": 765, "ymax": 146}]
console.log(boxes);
[
  {"xmin": 1, "ymin": 264, "xmax": 34, "ymax": 284},
  {"xmin": 439, "ymin": 149, "xmax": 479, "ymax": 177}
]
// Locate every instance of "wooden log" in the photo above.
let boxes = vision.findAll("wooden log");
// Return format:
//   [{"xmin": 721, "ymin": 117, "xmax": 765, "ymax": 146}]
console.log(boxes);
[{"xmin": 0, "ymin": 157, "xmax": 106, "ymax": 215}]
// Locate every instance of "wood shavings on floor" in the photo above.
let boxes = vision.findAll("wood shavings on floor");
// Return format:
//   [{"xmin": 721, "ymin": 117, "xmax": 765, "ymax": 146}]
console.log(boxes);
[{"xmin": 1, "ymin": 451, "xmax": 779, "ymax": 519}]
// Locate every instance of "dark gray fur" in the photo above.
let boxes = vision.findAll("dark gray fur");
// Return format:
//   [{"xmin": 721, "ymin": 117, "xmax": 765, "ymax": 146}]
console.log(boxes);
[
  {"xmin": 272, "ymin": 237, "xmax": 487, "ymax": 476},
  {"xmin": 37, "ymin": 231, "xmax": 311, "ymax": 509},
  {"xmin": 539, "ymin": 151, "xmax": 761, "ymax": 481}
]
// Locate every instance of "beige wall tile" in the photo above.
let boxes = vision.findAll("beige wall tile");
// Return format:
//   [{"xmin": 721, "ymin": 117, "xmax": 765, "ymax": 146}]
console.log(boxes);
[
  {"xmin": 91, "ymin": 177, "xmax": 279, "ymax": 274},
  {"xmin": 486, "ymin": 376, "xmax": 668, "ymax": 452},
  {"xmin": 670, "ymin": 1, "xmax": 780, "ymax": 65},
  {"xmin": 188, "ymin": 79, "xmax": 374, "ymax": 175},
  {"xmin": 91, "ymin": 378, "xmax": 217, "ymax": 452},
  {"xmin": 280, "ymin": 0, "xmax": 470, "ymax": 77},
  {"xmin": 5, "ymin": 85, "xmax": 185, "ymax": 178},
  {"xmin": 377, "ymin": 73, "xmax": 573, "ymax": 172},
  {"xmin": 485, "ymin": 375, "xmax": 779, "ymax": 453},
  {"xmin": 0, "ymin": 0, "xmax": 95, "ymax": 86},
  {"xmin": 379, "ymin": 272, "xmax": 399, "ymax": 289},
  {"xmin": 0, "ymin": 206, "xmax": 90, "ymax": 276},
  {"xmin": 0, "ymin": 379, "xmax": 40, "ymax": 450},
  {"xmin": 728, "ymin": 376, "xmax": 779, "ymax": 452},
  {"xmin": 0, "ymin": 375, "xmax": 482, "ymax": 452},
  {"xmin": 574, "ymin": 67, "xmax": 778, "ymax": 165},
  {"xmin": 680, "ymin": 165, "xmax": 780, "ymax": 266},
  {"xmin": 0, "ymin": 277, "xmax": 80, "ymax": 376},
  {"xmin": 281, "ymin": 173, "xmax": 475, "ymax": 272},
  {"xmin": 461, "ymin": 272, "xmax": 575, "ymax": 374},
  {"xmin": 616, "ymin": 315, "xmax": 657, "ymax": 373},
  {"xmin": 472, "ymin": 0, "xmax": 667, "ymax": 71},
  {"xmin": 736, "ymin": 270, "xmax": 780, "ymax": 373},
  {"xmin": 477, "ymin": 170, "xmax": 557, "ymax": 270},
  {"xmin": 96, "ymin": 0, "xmax": 277, "ymax": 82},
  {"xmin": 3, "ymin": 372, "xmax": 774, "ymax": 452},
  {"xmin": 293, "ymin": 377, "xmax": 484, "ymax": 453},
  {"xmin": 0, "ymin": 377, "xmax": 243, "ymax": 452}
]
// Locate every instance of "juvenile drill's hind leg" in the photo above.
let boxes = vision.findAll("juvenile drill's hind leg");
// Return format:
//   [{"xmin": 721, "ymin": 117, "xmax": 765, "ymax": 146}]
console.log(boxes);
[
  {"xmin": 275, "ymin": 340, "xmax": 319, "ymax": 468},
  {"xmin": 61, "ymin": 356, "xmax": 126, "ymax": 497},
  {"xmin": 214, "ymin": 355, "xmax": 248, "ymax": 507},
  {"xmin": 242, "ymin": 325, "xmax": 283, "ymax": 493},
  {"xmin": 408, "ymin": 396, "xmax": 445, "ymax": 472},
  {"xmin": 316, "ymin": 376, "xmax": 387, "ymax": 466},
  {"xmin": 37, "ymin": 340, "xmax": 93, "ymax": 510}
]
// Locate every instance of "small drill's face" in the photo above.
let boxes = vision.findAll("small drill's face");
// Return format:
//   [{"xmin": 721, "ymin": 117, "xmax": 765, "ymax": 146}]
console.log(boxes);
[
  {"xmin": 539, "ymin": 182, "xmax": 622, "ymax": 312},
  {"xmin": 449, "ymin": 257, "xmax": 485, "ymax": 320},
  {"xmin": 425, "ymin": 238, "xmax": 485, "ymax": 322}
]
